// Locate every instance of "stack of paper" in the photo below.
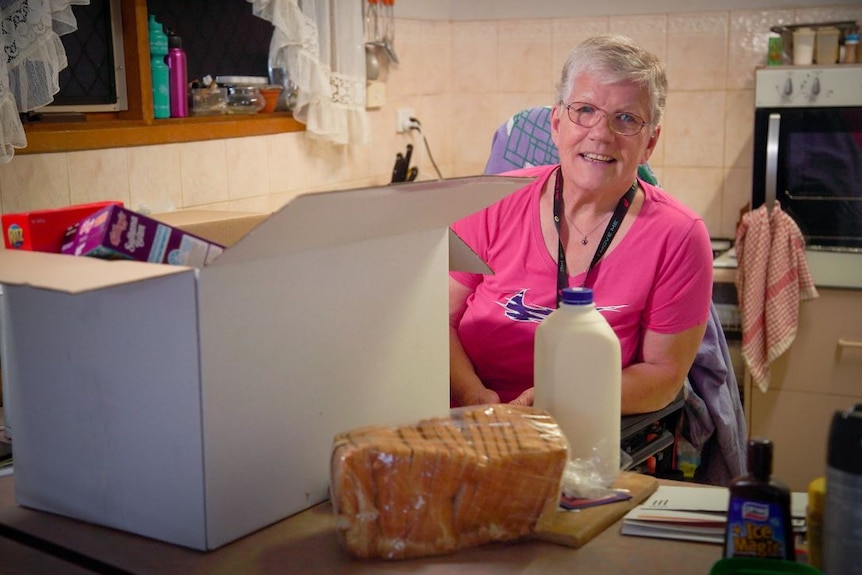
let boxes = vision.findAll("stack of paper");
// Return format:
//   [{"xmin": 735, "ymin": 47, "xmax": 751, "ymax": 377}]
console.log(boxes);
[{"xmin": 620, "ymin": 485, "xmax": 808, "ymax": 545}]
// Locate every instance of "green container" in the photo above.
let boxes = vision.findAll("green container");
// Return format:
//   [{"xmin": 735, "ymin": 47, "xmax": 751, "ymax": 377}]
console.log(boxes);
[
  {"xmin": 767, "ymin": 34, "xmax": 784, "ymax": 66},
  {"xmin": 710, "ymin": 558, "xmax": 821, "ymax": 575},
  {"xmin": 148, "ymin": 15, "xmax": 170, "ymax": 119}
]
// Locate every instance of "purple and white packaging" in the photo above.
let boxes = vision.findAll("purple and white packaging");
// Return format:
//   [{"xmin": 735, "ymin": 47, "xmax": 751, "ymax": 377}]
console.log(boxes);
[{"xmin": 62, "ymin": 205, "xmax": 224, "ymax": 267}]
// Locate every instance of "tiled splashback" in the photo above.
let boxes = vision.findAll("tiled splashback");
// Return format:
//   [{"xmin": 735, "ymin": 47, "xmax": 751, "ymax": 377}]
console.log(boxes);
[{"xmin": 1, "ymin": 4, "xmax": 860, "ymax": 241}]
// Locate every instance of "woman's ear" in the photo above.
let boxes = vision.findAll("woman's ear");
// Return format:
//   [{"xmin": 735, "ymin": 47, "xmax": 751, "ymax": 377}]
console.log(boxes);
[
  {"xmin": 550, "ymin": 103, "xmax": 563, "ymax": 147},
  {"xmin": 641, "ymin": 125, "xmax": 661, "ymax": 163}
]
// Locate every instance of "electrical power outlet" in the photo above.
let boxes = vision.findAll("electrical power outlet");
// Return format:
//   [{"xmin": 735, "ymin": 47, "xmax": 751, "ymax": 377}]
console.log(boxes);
[
  {"xmin": 366, "ymin": 81, "xmax": 386, "ymax": 109},
  {"xmin": 396, "ymin": 108, "xmax": 415, "ymax": 133}
]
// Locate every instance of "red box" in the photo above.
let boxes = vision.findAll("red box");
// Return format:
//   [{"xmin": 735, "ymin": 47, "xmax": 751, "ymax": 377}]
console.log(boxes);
[{"xmin": 2, "ymin": 201, "xmax": 123, "ymax": 252}]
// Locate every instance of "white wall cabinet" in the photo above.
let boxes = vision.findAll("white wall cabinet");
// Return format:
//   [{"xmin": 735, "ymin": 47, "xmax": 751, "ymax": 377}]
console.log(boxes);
[{"xmin": 745, "ymin": 288, "xmax": 862, "ymax": 492}]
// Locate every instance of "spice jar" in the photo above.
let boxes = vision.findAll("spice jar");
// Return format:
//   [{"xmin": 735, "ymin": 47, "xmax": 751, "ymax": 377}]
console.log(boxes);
[
  {"xmin": 844, "ymin": 33, "xmax": 859, "ymax": 64},
  {"xmin": 767, "ymin": 33, "xmax": 784, "ymax": 66}
]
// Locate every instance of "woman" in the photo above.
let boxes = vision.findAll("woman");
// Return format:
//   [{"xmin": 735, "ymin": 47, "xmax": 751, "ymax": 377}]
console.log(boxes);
[{"xmin": 449, "ymin": 34, "xmax": 713, "ymax": 415}]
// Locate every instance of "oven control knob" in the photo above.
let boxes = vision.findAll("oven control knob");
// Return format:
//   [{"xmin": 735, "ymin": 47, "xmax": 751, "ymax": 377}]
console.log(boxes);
[
  {"xmin": 783, "ymin": 77, "xmax": 793, "ymax": 96},
  {"xmin": 811, "ymin": 76, "xmax": 821, "ymax": 96}
]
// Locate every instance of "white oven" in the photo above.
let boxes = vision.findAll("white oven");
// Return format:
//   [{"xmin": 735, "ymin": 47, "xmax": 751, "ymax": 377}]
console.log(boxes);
[{"xmin": 752, "ymin": 65, "xmax": 862, "ymax": 288}]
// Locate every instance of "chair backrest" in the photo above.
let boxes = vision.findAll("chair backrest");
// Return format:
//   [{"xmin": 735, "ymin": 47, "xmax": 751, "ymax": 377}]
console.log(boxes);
[
  {"xmin": 484, "ymin": 106, "xmax": 559, "ymax": 175},
  {"xmin": 483, "ymin": 105, "xmax": 659, "ymax": 186}
]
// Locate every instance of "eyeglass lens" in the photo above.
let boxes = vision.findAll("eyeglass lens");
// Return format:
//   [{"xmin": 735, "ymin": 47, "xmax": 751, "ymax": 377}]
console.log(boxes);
[{"xmin": 564, "ymin": 103, "xmax": 645, "ymax": 136}]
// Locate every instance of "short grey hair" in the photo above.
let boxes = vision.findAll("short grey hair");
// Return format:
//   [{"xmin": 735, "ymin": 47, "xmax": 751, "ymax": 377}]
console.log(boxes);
[{"xmin": 555, "ymin": 34, "xmax": 668, "ymax": 127}]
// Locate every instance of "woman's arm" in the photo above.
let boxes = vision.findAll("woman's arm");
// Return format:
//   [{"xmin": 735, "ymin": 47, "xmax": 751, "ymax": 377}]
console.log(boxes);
[
  {"xmin": 513, "ymin": 322, "xmax": 706, "ymax": 412},
  {"xmin": 449, "ymin": 277, "xmax": 500, "ymax": 406},
  {"xmin": 620, "ymin": 321, "xmax": 706, "ymax": 414}
]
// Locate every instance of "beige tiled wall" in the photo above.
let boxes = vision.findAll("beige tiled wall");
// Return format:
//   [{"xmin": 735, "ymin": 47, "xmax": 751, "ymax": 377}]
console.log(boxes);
[{"xmin": 1, "ymin": 4, "xmax": 860, "ymax": 241}]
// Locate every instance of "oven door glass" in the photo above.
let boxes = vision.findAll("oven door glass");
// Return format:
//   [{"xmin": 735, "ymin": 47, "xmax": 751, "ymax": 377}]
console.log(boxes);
[{"xmin": 754, "ymin": 107, "xmax": 862, "ymax": 250}]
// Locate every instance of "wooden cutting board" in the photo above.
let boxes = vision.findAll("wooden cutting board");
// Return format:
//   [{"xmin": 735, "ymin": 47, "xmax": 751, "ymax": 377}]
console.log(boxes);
[{"xmin": 534, "ymin": 471, "xmax": 659, "ymax": 548}]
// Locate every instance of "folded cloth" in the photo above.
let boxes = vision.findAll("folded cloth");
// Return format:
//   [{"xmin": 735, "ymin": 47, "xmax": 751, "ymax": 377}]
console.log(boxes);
[
  {"xmin": 735, "ymin": 203, "xmax": 818, "ymax": 393},
  {"xmin": 683, "ymin": 303, "xmax": 748, "ymax": 486}
]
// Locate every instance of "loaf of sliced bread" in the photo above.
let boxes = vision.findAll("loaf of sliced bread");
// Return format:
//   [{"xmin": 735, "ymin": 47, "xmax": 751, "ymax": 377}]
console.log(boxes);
[{"xmin": 330, "ymin": 404, "xmax": 568, "ymax": 560}]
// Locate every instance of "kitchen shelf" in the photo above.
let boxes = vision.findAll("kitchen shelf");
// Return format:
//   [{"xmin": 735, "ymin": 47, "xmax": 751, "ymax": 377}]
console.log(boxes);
[
  {"xmin": 20, "ymin": 113, "xmax": 304, "ymax": 154},
  {"xmin": 19, "ymin": 0, "xmax": 303, "ymax": 156}
]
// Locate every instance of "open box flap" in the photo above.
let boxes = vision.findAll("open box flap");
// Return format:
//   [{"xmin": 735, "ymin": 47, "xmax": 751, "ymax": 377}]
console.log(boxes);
[
  {"xmin": 449, "ymin": 229, "xmax": 492, "ymax": 274},
  {"xmin": 0, "ymin": 249, "xmax": 191, "ymax": 294},
  {"xmin": 152, "ymin": 210, "xmax": 270, "ymax": 248},
  {"xmin": 0, "ymin": 176, "xmax": 530, "ymax": 292},
  {"xmin": 209, "ymin": 175, "xmax": 531, "ymax": 268}
]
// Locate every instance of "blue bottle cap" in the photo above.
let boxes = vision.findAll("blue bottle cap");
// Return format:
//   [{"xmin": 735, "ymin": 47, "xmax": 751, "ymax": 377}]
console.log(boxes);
[{"xmin": 559, "ymin": 287, "xmax": 593, "ymax": 305}]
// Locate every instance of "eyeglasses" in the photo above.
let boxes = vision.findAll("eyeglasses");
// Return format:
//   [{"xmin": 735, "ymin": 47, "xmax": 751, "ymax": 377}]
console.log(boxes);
[{"xmin": 560, "ymin": 102, "xmax": 649, "ymax": 136}]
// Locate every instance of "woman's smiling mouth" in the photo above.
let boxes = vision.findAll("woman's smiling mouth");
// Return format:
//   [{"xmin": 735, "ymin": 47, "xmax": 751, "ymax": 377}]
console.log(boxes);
[{"xmin": 582, "ymin": 152, "xmax": 616, "ymax": 163}]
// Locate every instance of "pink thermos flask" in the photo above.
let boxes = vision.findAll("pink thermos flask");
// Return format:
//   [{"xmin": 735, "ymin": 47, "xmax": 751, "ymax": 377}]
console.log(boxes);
[{"xmin": 166, "ymin": 33, "xmax": 188, "ymax": 118}]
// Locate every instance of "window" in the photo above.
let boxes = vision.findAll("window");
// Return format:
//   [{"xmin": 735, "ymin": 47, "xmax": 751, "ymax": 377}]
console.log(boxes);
[
  {"xmin": 20, "ymin": 0, "xmax": 302, "ymax": 155},
  {"xmin": 44, "ymin": 0, "xmax": 128, "ymax": 113},
  {"xmin": 147, "ymin": 0, "xmax": 274, "ymax": 83}
]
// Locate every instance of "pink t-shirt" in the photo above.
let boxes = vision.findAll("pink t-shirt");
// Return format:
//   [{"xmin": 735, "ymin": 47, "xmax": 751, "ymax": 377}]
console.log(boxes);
[{"xmin": 450, "ymin": 165, "xmax": 713, "ymax": 404}]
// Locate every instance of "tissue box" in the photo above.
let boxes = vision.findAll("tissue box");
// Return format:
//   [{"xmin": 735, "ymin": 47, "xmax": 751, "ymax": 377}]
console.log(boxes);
[{"xmin": 61, "ymin": 205, "xmax": 224, "ymax": 267}]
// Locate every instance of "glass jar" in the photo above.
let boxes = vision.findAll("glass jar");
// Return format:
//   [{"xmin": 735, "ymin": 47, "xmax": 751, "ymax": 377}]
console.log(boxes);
[
  {"xmin": 225, "ymin": 85, "xmax": 264, "ymax": 115},
  {"xmin": 216, "ymin": 76, "xmax": 268, "ymax": 115}
]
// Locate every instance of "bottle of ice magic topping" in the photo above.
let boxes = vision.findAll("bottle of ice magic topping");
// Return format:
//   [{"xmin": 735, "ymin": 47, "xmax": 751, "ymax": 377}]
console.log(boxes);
[{"xmin": 724, "ymin": 438, "xmax": 795, "ymax": 561}]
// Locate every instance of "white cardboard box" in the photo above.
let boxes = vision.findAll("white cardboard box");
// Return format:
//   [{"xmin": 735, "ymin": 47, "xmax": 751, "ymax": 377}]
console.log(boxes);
[{"xmin": 0, "ymin": 176, "xmax": 526, "ymax": 550}]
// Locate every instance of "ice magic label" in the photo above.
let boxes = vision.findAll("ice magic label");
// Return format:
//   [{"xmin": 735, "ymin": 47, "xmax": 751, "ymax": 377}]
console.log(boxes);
[{"xmin": 726, "ymin": 500, "xmax": 789, "ymax": 558}]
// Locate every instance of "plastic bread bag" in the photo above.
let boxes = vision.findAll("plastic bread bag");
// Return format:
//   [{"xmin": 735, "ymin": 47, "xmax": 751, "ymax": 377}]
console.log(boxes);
[
  {"xmin": 558, "ymin": 448, "xmax": 631, "ymax": 501},
  {"xmin": 329, "ymin": 404, "xmax": 569, "ymax": 560}
]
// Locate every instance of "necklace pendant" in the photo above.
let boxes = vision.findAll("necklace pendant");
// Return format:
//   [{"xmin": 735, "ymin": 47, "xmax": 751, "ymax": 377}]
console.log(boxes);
[{"xmin": 581, "ymin": 237, "xmax": 589, "ymax": 246}]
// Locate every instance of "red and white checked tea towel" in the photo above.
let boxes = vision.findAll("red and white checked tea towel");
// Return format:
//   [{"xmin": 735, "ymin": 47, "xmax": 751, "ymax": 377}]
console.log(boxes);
[{"xmin": 735, "ymin": 203, "xmax": 818, "ymax": 393}]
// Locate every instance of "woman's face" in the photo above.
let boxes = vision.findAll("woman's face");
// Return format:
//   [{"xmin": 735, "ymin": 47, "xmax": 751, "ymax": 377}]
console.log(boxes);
[{"xmin": 551, "ymin": 72, "xmax": 660, "ymax": 195}]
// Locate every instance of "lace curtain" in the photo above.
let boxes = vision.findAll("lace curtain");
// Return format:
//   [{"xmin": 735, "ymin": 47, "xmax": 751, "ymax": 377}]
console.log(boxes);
[
  {"xmin": 248, "ymin": 0, "xmax": 370, "ymax": 145},
  {"xmin": 0, "ymin": 0, "xmax": 88, "ymax": 165}
]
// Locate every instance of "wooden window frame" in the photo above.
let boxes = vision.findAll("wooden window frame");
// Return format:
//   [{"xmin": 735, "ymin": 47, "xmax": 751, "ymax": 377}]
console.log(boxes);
[{"xmin": 19, "ymin": 0, "xmax": 303, "ymax": 155}]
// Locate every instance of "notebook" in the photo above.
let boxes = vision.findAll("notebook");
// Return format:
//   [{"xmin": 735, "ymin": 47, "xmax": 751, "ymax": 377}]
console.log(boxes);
[{"xmin": 620, "ymin": 485, "xmax": 808, "ymax": 545}]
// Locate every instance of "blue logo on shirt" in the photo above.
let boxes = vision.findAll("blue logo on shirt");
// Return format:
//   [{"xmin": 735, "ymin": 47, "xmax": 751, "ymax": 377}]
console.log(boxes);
[{"xmin": 497, "ymin": 289, "xmax": 553, "ymax": 323}]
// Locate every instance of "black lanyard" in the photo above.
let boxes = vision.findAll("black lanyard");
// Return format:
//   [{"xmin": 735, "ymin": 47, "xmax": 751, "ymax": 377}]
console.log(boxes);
[{"xmin": 552, "ymin": 167, "xmax": 637, "ymax": 307}]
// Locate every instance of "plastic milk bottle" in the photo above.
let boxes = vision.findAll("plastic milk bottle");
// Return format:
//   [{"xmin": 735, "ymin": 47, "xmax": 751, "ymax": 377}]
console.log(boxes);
[{"xmin": 534, "ymin": 287, "xmax": 621, "ymax": 487}]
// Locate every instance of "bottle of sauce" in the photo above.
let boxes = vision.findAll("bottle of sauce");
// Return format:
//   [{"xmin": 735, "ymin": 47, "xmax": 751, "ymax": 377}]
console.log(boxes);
[
  {"xmin": 533, "ymin": 286, "xmax": 621, "ymax": 487},
  {"xmin": 724, "ymin": 438, "xmax": 795, "ymax": 561}
]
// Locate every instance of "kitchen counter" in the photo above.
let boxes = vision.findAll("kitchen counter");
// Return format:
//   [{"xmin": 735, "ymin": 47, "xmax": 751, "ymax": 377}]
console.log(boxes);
[
  {"xmin": 0, "ymin": 473, "xmax": 723, "ymax": 575},
  {"xmin": 712, "ymin": 247, "xmax": 737, "ymax": 284},
  {"xmin": 712, "ymin": 245, "xmax": 862, "ymax": 291},
  {"xmin": 804, "ymin": 249, "xmax": 862, "ymax": 290},
  {"xmin": 714, "ymin": 266, "xmax": 737, "ymax": 285}
]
